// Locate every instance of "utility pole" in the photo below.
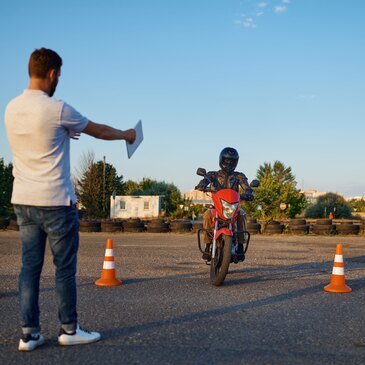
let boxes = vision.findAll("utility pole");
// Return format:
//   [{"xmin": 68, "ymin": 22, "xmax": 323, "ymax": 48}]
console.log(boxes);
[{"xmin": 103, "ymin": 156, "xmax": 106, "ymax": 212}]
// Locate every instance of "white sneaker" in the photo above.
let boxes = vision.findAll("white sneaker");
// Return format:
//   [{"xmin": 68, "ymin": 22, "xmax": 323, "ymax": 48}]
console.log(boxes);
[
  {"xmin": 58, "ymin": 325, "xmax": 101, "ymax": 346},
  {"xmin": 18, "ymin": 333, "xmax": 45, "ymax": 351}
]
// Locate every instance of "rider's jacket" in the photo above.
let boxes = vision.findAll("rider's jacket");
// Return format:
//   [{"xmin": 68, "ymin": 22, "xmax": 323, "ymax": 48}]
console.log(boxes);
[{"xmin": 195, "ymin": 170, "xmax": 254, "ymax": 201}]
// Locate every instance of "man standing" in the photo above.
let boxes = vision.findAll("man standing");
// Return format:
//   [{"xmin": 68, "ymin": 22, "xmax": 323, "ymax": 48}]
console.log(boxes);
[{"xmin": 5, "ymin": 48, "xmax": 136, "ymax": 351}]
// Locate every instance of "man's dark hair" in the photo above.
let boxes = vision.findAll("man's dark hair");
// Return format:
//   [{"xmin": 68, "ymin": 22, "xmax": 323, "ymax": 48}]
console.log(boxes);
[{"xmin": 28, "ymin": 48, "xmax": 63, "ymax": 78}]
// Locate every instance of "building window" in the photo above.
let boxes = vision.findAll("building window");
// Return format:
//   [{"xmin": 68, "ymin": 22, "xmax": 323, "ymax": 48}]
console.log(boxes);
[
  {"xmin": 120, "ymin": 201, "xmax": 126, "ymax": 210},
  {"xmin": 144, "ymin": 201, "xmax": 149, "ymax": 210}
]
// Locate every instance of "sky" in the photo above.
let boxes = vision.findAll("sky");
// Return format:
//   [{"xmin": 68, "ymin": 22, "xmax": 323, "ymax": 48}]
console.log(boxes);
[{"xmin": 0, "ymin": 0, "xmax": 364, "ymax": 197}]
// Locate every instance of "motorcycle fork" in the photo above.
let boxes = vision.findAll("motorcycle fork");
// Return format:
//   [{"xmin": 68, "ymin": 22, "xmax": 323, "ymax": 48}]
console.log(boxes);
[
  {"xmin": 211, "ymin": 212, "xmax": 219, "ymax": 259},
  {"xmin": 211, "ymin": 213, "xmax": 233, "ymax": 259}
]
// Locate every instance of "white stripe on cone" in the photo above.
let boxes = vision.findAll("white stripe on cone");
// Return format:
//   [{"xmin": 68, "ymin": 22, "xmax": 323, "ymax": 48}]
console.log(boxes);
[
  {"xmin": 103, "ymin": 261, "xmax": 115, "ymax": 269},
  {"xmin": 105, "ymin": 249, "xmax": 114, "ymax": 257},
  {"xmin": 332, "ymin": 266, "xmax": 345, "ymax": 275},
  {"xmin": 334, "ymin": 254, "xmax": 343, "ymax": 263}
]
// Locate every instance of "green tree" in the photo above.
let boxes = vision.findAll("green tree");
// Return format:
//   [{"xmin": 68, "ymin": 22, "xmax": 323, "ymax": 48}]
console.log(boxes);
[
  {"xmin": 190, "ymin": 204, "xmax": 206, "ymax": 219},
  {"xmin": 124, "ymin": 180, "xmax": 140, "ymax": 195},
  {"xmin": 0, "ymin": 158, "xmax": 13, "ymax": 217},
  {"xmin": 76, "ymin": 158, "xmax": 125, "ymax": 218},
  {"xmin": 242, "ymin": 161, "xmax": 307, "ymax": 223},
  {"xmin": 305, "ymin": 193, "xmax": 352, "ymax": 219},
  {"xmin": 348, "ymin": 198, "xmax": 365, "ymax": 213},
  {"xmin": 124, "ymin": 177, "xmax": 183, "ymax": 216}
]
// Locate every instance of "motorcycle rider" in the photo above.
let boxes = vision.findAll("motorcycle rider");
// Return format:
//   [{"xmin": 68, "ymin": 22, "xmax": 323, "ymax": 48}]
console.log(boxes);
[{"xmin": 195, "ymin": 147, "xmax": 254, "ymax": 261}]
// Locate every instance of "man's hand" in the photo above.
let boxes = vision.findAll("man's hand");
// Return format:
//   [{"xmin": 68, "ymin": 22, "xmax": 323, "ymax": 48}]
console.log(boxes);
[
  {"xmin": 69, "ymin": 131, "xmax": 81, "ymax": 140},
  {"xmin": 195, "ymin": 182, "xmax": 210, "ymax": 192},
  {"xmin": 124, "ymin": 128, "xmax": 136, "ymax": 144},
  {"xmin": 240, "ymin": 193, "xmax": 254, "ymax": 201}
]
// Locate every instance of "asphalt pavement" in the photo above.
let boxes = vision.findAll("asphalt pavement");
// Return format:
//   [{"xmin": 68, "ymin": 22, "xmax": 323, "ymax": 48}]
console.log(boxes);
[{"xmin": 0, "ymin": 231, "xmax": 364, "ymax": 365}]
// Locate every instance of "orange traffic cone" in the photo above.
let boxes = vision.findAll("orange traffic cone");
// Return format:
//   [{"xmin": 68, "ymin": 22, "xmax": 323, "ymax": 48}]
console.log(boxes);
[
  {"xmin": 95, "ymin": 239, "xmax": 123, "ymax": 286},
  {"xmin": 324, "ymin": 244, "xmax": 351, "ymax": 293}
]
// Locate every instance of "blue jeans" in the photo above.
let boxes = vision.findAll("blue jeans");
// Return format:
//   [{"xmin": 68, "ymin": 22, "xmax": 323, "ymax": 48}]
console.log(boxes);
[{"xmin": 14, "ymin": 204, "xmax": 79, "ymax": 334}]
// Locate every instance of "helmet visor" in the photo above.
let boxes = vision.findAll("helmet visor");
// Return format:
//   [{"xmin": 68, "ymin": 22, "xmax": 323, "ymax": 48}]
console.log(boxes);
[{"xmin": 220, "ymin": 157, "xmax": 237, "ymax": 173}]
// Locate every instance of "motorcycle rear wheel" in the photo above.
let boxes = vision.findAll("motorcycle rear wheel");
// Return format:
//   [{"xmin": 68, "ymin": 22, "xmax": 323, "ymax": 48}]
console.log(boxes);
[{"xmin": 210, "ymin": 234, "xmax": 232, "ymax": 286}]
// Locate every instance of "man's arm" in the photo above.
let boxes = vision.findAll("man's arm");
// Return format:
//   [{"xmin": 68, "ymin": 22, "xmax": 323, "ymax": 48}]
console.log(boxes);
[
  {"xmin": 195, "ymin": 178, "xmax": 210, "ymax": 192},
  {"xmin": 82, "ymin": 121, "xmax": 136, "ymax": 143},
  {"xmin": 195, "ymin": 171, "xmax": 218, "ymax": 192},
  {"xmin": 237, "ymin": 172, "xmax": 254, "ymax": 201}
]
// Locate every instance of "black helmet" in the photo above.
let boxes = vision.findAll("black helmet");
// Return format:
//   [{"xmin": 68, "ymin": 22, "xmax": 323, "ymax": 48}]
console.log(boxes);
[{"xmin": 219, "ymin": 147, "xmax": 239, "ymax": 174}]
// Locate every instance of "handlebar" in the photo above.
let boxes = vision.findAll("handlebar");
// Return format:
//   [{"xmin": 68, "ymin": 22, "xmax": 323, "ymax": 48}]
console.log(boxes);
[
  {"xmin": 196, "ymin": 167, "xmax": 256, "ymax": 201},
  {"xmin": 196, "ymin": 186, "xmax": 252, "ymax": 201}
]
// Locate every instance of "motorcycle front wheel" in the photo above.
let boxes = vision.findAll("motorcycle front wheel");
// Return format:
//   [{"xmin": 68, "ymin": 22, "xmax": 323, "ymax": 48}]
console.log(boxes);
[{"xmin": 210, "ymin": 234, "xmax": 232, "ymax": 286}]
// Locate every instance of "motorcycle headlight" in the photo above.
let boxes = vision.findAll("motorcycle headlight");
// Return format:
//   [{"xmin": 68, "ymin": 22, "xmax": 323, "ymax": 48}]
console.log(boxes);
[{"xmin": 221, "ymin": 199, "xmax": 239, "ymax": 219}]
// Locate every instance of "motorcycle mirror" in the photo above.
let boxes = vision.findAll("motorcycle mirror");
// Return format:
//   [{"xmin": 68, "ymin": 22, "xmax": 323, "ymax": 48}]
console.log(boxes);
[
  {"xmin": 250, "ymin": 179, "xmax": 260, "ymax": 188},
  {"xmin": 196, "ymin": 168, "xmax": 206, "ymax": 177}
]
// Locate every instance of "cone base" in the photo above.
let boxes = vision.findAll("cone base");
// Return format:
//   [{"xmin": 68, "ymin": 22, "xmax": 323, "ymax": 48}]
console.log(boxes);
[
  {"xmin": 324, "ymin": 283, "xmax": 352, "ymax": 293},
  {"xmin": 95, "ymin": 278, "xmax": 123, "ymax": 286}
]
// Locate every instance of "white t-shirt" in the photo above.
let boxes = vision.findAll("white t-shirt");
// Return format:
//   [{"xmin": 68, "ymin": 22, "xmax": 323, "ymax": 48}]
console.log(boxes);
[{"xmin": 5, "ymin": 89, "xmax": 89, "ymax": 206}]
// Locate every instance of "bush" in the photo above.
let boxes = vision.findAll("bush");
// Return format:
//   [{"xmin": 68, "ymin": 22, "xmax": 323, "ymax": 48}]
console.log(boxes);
[{"xmin": 305, "ymin": 193, "xmax": 352, "ymax": 219}]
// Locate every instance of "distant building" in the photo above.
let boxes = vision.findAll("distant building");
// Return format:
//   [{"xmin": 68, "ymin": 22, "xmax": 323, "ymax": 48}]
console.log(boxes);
[
  {"xmin": 110, "ymin": 195, "xmax": 163, "ymax": 219},
  {"xmin": 344, "ymin": 196, "xmax": 365, "ymax": 202},
  {"xmin": 183, "ymin": 189, "xmax": 212, "ymax": 206},
  {"xmin": 301, "ymin": 189, "xmax": 327, "ymax": 204},
  {"xmin": 301, "ymin": 189, "xmax": 363, "ymax": 204},
  {"xmin": 185, "ymin": 187, "xmax": 365, "ymax": 206}
]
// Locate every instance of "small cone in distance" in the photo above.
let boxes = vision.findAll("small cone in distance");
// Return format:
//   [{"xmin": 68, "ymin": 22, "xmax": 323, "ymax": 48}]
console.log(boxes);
[
  {"xmin": 95, "ymin": 239, "xmax": 122, "ymax": 286},
  {"xmin": 324, "ymin": 244, "xmax": 351, "ymax": 293}
]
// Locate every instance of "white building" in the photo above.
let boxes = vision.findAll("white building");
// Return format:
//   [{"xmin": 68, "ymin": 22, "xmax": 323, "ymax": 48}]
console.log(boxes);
[
  {"xmin": 110, "ymin": 195, "xmax": 163, "ymax": 219},
  {"xmin": 344, "ymin": 196, "xmax": 365, "ymax": 201},
  {"xmin": 301, "ymin": 189, "xmax": 327, "ymax": 204},
  {"xmin": 183, "ymin": 189, "xmax": 213, "ymax": 206}
]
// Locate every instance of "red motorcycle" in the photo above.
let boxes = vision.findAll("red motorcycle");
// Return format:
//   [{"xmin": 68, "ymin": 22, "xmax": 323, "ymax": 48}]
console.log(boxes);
[{"xmin": 196, "ymin": 168, "xmax": 259, "ymax": 286}]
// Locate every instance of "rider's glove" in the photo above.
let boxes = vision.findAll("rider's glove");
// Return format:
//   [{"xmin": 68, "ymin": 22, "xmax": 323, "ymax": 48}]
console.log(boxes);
[
  {"xmin": 195, "ymin": 183, "xmax": 207, "ymax": 191},
  {"xmin": 240, "ymin": 193, "xmax": 254, "ymax": 201}
]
